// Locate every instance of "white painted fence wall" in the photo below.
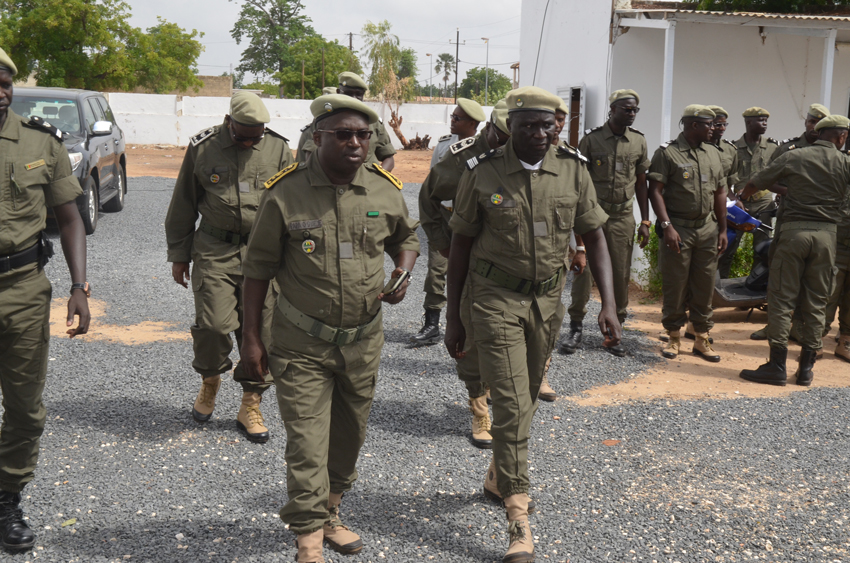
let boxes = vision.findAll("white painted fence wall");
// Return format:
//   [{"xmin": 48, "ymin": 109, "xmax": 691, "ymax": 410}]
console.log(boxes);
[{"xmin": 104, "ymin": 93, "xmax": 492, "ymax": 148}]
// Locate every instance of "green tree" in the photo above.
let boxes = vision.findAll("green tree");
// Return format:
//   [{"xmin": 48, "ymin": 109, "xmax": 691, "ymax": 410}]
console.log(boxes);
[
  {"xmin": 397, "ymin": 47, "xmax": 418, "ymax": 80},
  {"xmin": 0, "ymin": 0, "xmax": 203, "ymax": 91},
  {"xmin": 229, "ymin": 0, "xmax": 316, "ymax": 95},
  {"xmin": 458, "ymin": 67, "xmax": 511, "ymax": 104},
  {"xmin": 360, "ymin": 19, "xmax": 400, "ymax": 94},
  {"xmin": 275, "ymin": 36, "xmax": 362, "ymax": 99},
  {"xmin": 688, "ymin": 0, "xmax": 850, "ymax": 12},
  {"xmin": 434, "ymin": 53, "xmax": 456, "ymax": 97}
]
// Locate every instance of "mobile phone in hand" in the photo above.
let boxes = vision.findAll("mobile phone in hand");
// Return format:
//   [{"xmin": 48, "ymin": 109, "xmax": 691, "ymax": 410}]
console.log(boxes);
[{"xmin": 381, "ymin": 270, "xmax": 410, "ymax": 295}]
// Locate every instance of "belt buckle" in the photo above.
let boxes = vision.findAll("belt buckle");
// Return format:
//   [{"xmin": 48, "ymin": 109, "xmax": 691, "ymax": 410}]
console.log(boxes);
[{"xmin": 334, "ymin": 328, "xmax": 355, "ymax": 346}]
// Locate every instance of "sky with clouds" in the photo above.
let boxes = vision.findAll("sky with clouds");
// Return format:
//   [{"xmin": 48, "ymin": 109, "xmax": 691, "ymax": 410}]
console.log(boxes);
[{"xmin": 126, "ymin": 0, "xmax": 521, "ymax": 91}]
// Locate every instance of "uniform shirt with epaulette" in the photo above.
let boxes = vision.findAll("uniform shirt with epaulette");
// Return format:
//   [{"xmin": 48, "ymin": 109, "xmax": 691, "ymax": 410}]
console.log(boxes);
[
  {"xmin": 712, "ymin": 138, "xmax": 739, "ymax": 188},
  {"xmin": 430, "ymin": 133, "xmax": 458, "ymax": 167},
  {"xmin": 577, "ymin": 122, "xmax": 650, "ymax": 211},
  {"xmin": 0, "ymin": 110, "xmax": 82, "ymax": 257},
  {"xmin": 296, "ymin": 119, "xmax": 397, "ymax": 166},
  {"xmin": 164, "ymin": 121, "xmax": 293, "ymax": 274},
  {"xmin": 648, "ymin": 133, "xmax": 726, "ymax": 222},
  {"xmin": 748, "ymin": 140, "xmax": 850, "ymax": 225},
  {"xmin": 449, "ymin": 138, "xmax": 607, "ymax": 320},
  {"xmin": 419, "ymin": 134, "xmax": 491, "ymax": 251},
  {"xmin": 733, "ymin": 134, "xmax": 778, "ymax": 191},
  {"xmin": 243, "ymin": 157, "xmax": 420, "ymax": 329}
]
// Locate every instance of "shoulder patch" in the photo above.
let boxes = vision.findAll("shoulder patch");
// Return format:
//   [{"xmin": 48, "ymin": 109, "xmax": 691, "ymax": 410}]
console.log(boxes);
[
  {"xmin": 264, "ymin": 162, "xmax": 301, "ymax": 189},
  {"xmin": 264, "ymin": 127, "xmax": 289, "ymax": 142},
  {"xmin": 723, "ymin": 138, "xmax": 736, "ymax": 147},
  {"xmin": 767, "ymin": 137, "xmax": 779, "ymax": 145},
  {"xmin": 557, "ymin": 142, "xmax": 588, "ymax": 164},
  {"xmin": 781, "ymin": 136, "xmax": 799, "ymax": 145},
  {"xmin": 438, "ymin": 134, "xmax": 452, "ymax": 142},
  {"xmin": 300, "ymin": 124, "xmax": 311, "ymax": 133},
  {"xmin": 660, "ymin": 139, "xmax": 676, "ymax": 149},
  {"xmin": 450, "ymin": 137, "xmax": 476, "ymax": 155},
  {"xmin": 466, "ymin": 148, "xmax": 499, "ymax": 170},
  {"xmin": 629, "ymin": 127, "xmax": 645, "ymax": 136},
  {"xmin": 190, "ymin": 128, "xmax": 216, "ymax": 147},
  {"xmin": 25, "ymin": 116, "xmax": 63, "ymax": 141},
  {"xmin": 786, "ymin": 144, "xmax": 797, "ymax": 151},
  {"xmin": 371, "ymin": 163, "xmax": 403, "ymax": 190},
  {"xmin": 584, "ymin": 125, "xmax": 602, "ymax": 136}
]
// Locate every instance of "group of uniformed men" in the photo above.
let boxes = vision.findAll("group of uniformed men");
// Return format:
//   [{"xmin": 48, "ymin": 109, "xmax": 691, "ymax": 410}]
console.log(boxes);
[{"xmin": 2, "ymin": 36, "xmax": 850, "ymax": 561}]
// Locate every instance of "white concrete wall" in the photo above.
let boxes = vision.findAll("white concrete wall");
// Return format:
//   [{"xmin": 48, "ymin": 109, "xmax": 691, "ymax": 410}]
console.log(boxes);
[{"xmin": 104, "ymin": 92, "xmax": 491, "ymax": 148}]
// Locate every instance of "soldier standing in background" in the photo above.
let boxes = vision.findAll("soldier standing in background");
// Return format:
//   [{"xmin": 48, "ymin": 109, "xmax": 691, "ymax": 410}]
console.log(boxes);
[
  {"xmin": 412, "ymin": 98, "xmax": 485, "ymax": 346},
  {"xmin": 165, "ymin": 91, "xmax": 293, "ymax": 443}
]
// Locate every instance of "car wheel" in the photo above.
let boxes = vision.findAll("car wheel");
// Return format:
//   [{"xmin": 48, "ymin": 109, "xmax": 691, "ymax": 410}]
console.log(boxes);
[
  {"xmin": 79, "ymin": 176, "xmax": 98, "ymax": 235},
  {"xmin": 103, "ymin": 162, "xmax": 126, "ymax": 212}
]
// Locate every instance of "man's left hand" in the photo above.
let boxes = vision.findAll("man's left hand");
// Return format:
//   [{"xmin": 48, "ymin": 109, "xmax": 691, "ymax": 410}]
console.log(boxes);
[
  {"xmin": 66, "ymin": 292, "xmax": 90, "ymax": 337},
  {"xmin": 598, "ymin": 308, "xmax": 622, "ymax": 347}
]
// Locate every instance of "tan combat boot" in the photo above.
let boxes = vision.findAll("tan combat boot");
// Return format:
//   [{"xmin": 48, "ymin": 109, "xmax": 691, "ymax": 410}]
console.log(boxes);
[
  {"xmin": 538, "ymin": 357, "xmax": 556, "ymax": 402},
  {"xmin": 469, "ymin": 395, "xmax": 493, "ymax": 449},
  {"xmin": 693, "ymin": 332, "xmax": 720, "ymax": 363},
  {"xmin": 323, "ymin": 492, "xmax": 362, "ymax": 554},
  {"xmin": 236, "ymin": 392, "xmax": 270, "ymax": 443},
  {"xmin": 192, "ymin": 375, "xmax": 221, "ymax": 422},
  {"xmin": 503, "ymin": 493, "xmax": 534, "ymax": 563},
  {"xmin": 662, "ymin": 329, "xmax": 680, "ymax": 359},
  {"xmin": 483, "ymin": 459, "xmax": 536, "ymax": 514},
  {"xmin": 295, "ymin": 529, "xmax": 325, "ymax": 563},
  {"xmin": 836, "ymin": 334, "xmax": 850, "ymax": 363}
]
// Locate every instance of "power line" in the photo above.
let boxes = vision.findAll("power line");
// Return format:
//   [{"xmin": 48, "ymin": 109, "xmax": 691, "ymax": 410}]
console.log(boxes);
[{"xmin": 458, "ymin": 15, "xmax": 520, "ymax": 29}]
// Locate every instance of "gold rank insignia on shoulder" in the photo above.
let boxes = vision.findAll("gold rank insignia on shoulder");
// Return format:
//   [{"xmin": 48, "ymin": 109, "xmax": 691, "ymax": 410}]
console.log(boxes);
[
  {"xmin": 264, "ymin": 162, "xmax": 300, "ymax": 189},
  {"xmin": 372, "ymin": 163, "xmax": 403, "ymax": 190}
]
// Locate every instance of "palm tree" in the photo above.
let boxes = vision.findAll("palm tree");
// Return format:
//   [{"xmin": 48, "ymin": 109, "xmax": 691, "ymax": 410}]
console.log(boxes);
[{"xmin": 434, "ymin": 53, "xmax": 455, "ymax": 99}]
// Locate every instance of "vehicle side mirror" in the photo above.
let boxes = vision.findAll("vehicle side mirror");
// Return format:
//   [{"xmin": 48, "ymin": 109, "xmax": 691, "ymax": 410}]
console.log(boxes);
[{"xmin": 92, "ymin": 121, "xmax": 113, "ymax": 136}]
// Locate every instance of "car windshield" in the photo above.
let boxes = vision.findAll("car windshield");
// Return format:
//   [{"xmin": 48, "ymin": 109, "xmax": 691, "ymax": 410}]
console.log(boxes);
[{"xmin": 10, "ymin": 96, "xmax": 80, "ymax": 135}]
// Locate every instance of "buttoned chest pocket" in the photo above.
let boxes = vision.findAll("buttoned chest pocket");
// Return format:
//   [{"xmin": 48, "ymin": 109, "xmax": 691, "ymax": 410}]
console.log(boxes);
[
  {"xmin": 677, "ymin": 164, "xmax": 698, "ymax": 188},
  {"xmin": 589, "ymin": 152, "xmax": 609, "ymax": 181},
  {"xmin": 10, "ymin": 161, "xmax": 49, "ymax": 213},
  {"xmin": 483, "ymin": 195, "xmax": 519, "ymax": 231},
  {"xmin": 287, "ymin": 225, "xmax": 327, "ymax": 275},
  {"xmin": 361, "ymin": 214, "xmax": 391, "ymax": 260},
  {"xmin": 201, "ymin": 167, "xmax": 232, "ymax": 204},
  {"xmin": 554, "ymin": 199, "xmax": 576, "ymax": 245}
]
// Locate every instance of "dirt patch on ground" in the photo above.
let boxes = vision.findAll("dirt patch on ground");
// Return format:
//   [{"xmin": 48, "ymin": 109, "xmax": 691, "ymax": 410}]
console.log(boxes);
[
  {"xmin": 125, "ymin": 145, "xmax": 433, "ymax": 184},
  {"xmin": 50, "ymin": 297, "xmax": 190, "ymax": 345},
  {"xmin": 570, "ymin": 285, "xmax": 850, "ymax": 406}
]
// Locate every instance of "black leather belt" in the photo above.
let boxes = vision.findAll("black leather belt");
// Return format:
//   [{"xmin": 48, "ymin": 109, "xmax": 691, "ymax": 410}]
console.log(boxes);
[{"xmin": 0, "ymin": 242, "xmax": 41, "ymax": 273}]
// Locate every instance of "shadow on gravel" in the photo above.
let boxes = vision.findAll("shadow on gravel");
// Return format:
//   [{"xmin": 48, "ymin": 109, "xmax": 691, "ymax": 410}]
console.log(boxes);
[{"xmin": 369, "ymin": 398, "xmax": 467, "ymax": 440}]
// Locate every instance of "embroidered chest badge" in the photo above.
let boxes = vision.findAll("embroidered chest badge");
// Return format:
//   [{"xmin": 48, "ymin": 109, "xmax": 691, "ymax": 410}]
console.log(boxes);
[
  {"xmin": 302, "ymin": 240, "xmax": 316, "ymax": 254},
  {"xmin": 490, "ymin": 193, "xmax": 504, "ymax": 206},
  {"xmin": 210, "ymin": 174, "xmax": 221, "ymax": 184},
  {"xmin": 682, "ymin": 171, "xmax": 690, "ymax": 179}
]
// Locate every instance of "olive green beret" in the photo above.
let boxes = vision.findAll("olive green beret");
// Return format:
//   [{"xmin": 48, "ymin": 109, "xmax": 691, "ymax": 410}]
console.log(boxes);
[
  {"xmin": 490, "ymin": 99, "xmax": 510, "ymax": 135},
  {"xmin": 230, "ymin": 91, "xmax": 270, "ymax": 125},
  {"xmin": 807, "ymin": 103, "xmax": 830, "ymax": 120},
  {"xmin": 814, "ymin": 114, "xmax": 850, "ymax": 131},
  {"xmin": 506, "ymin": 86, "xmax": 561, "ymax": 114},
  {"xmin": 456, "ymin": 98, "xmax": 486, "ymax": 122},
  {"xmin": 556, "ymin": 97, "xmax": 568, "ymax": 114},
  {"xmin": 311, "ymin": 94, "xmax": 378, "ymax": 125},
  {"xmin": 338, "ymin": 71, "xmax": 367, "ymax": 90},
  {"xmin": 742, "ymin": 107, "xmax": 770, "ymax": 118},
  {"xmin": 322, "ymin": 86, "xmax": 337, "ymax": 95},
  {"xmin": 707, "ymin": 105, "xmax": 728, "ymax": 118},
  {"xmin": 0, "ymin": 47, "xmax": 17, "ymax": 76},
  {"xmin": 682, "ymin": 104, "xmax": 716, "ymax": 120},
  {"xmin": 609, "ymin": 89, "xmax": 639, "ymax": 106}
]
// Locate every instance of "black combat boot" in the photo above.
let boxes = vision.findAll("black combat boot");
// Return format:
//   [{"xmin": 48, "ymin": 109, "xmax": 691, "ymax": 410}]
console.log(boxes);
[
  {"xmin": 558, "ymin": 321, "xmax": 583, "ymax": 354},
  {"xmin": 410, "ymin": 309, "xmax": 441, "ymax": 346},
  {"xmin": 795, "ymin": 348, "xmax": 818, "ymax": 387},
  {"xmin": 740, "ymin": 346, "xmax": 787, "ymax": 386},
  {"xmin": 0, "ymin": 491, "xmax": 34, "ymax": 552}
]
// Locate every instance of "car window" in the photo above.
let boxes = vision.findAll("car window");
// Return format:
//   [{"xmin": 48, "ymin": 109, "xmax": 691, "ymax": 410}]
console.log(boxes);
[
  {"xmin": 87, "ymin": 98, "xmax": 106, "ymax": 123},
  {"xmin": 82, "ymin": 99, "xmax": 97, "ymax": 133},
  {"xmin": 95, "ymin": 97, "xmax": 116, "ymax": 124},
  {"xmin": 9, "ymin": 95, "xmax": 81, "ymax": 134}
]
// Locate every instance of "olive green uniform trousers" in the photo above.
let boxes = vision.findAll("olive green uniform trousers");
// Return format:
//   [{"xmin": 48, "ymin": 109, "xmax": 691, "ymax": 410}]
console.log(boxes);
[
  {"xmin": 568, "ymin": 210, "xmax": 635, "ymax": 324},
  {"xmin": 659, "ymin": 221, "xmax": 718, "ymax": 333},
  {"xmin": 0, "ymin": 266, "xmax": 52, "ymax": 493},
  {"xmin": 422, "ymin": 246, "xmax": 447, "ymax": 311},
  {"xmin": 472, "ymin": 281, "xmax": 565, "ymax": 499},
  {"xmin": 269, "ymin": 311, "xmax": 383, "ymax": 534},
  {"xmin": 190, "ymin": 264, "xmax": 275, "ymax": 392},
  {"xmin": 718, "ymin": 193, "xmax": 773, "ymax": 278},
  {"xmin": 825, "ymin": 240, "xmax": 850, "ymax": 336},
  {"xmin": 766, "ymin": 225, "xmax": 836, "ymax": 350},
  {"xmin": 457, "ymin": 281, "xmax": 485, "ymax": 398}
]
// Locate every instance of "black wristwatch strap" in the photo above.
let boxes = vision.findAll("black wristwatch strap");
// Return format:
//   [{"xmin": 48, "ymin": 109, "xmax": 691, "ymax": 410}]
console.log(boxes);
[{"xmin": 70, "ymin": 282, "xmax": 91, "ymax": 297}]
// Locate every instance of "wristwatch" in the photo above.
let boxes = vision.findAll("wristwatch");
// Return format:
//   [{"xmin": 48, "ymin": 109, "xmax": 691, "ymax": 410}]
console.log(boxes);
[
  {"xmin": 640, "ymin": 220, "xmax": 653, "ymax": 227},
  {"xmin": 575, "ymin": 245, "xmax": 586, "ymax": 252},
  {"xmin": 660, "ymin": 221, "xmax": 672, "ymax": 229},
  {"xmin": 70, "ymin": 282, "xmax": 91, "ymax": 297}
]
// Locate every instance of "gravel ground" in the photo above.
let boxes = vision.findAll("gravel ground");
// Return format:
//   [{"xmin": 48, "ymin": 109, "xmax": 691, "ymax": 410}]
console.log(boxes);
[{"xmin": 8, "ymin": 176, "xmax": 850, "ymax": 562}]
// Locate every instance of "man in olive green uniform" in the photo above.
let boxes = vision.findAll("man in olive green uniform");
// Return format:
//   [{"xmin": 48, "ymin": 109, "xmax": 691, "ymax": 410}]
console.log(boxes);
[
  {"xmin": 412, "ymin": 98, "xmax": 486, "ymax": 347},
  {"xmin": 718, "ymin": 107, "xmax": 778, "ymax": 279},
  {"xmin": 648, "ymin": 105, "xmax": 727, "ymax": 362},
  {"xmin": 429, "ymin": 98, "xmax": 484, "ymax": 168},
  {"xmin": 739, "ymin": 115, "xmax": 850, "ymax": 386},
  {"xmin": 240, "ymin": 94, "xmax": 419, "ymax": 563},
  {"xmin": 825, "ymin": 209, "xmax": 850, "ymax": 362},
  {"xmin": 165, "ymin": 91, "xmax": 293, "ymax": 443},
  {"xmin": 418, "ymin": 101, "xmax": 510, "ymax": 454},
  {"xmin": 0, "ymin": 47, "xmax": 90, "ymax": 551},
  {"xmin": 296, "ymin": 72, "xmax": 396, "ymax": 171},
  {"xmin": 561, "ymin": 89, "xmax": 651, "ymax": 358},
  {"xmin": 708, "ymin": 106, "xmax": 739, "ymax": 191},
  {"xmin": 445, "ymin": 86, "xmax": 621, "ymax": 563}
]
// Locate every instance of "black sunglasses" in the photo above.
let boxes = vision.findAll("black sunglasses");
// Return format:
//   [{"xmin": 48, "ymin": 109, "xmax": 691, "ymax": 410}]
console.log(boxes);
[
  {"xmin": 450, "ymin": 114, "xmax": 474, "ymax": 122},
  {"xmin": 317, "ymin": 129, "xmax": 373, "ymax": 141},
  {"xmin": 618, "ymin": 107, "xmax": 640, "ymax": 115}
]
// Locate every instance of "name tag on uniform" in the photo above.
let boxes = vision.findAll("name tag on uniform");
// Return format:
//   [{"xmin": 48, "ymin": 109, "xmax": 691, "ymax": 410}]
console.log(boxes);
[
  {"xmin": 615, "ymin": 161, "xmax": 624, "ymax": 172},
  {"xmin": 290, "ymin": 219, "xmax": 322, "ymax": 230},
  {"xmin": 339, "ymin": 242, "xmax": 354, "ymax": 259},
  {"xmin": 25, "ymin": 159, "xmax": 46, "ymax": 170},
  {"xmin": 239, "ymin": 181, "xmax": 250, "ymax": 193},
  {"xmin": 533, "ymin": 221, "xmax": 548, "ymax": 237}
]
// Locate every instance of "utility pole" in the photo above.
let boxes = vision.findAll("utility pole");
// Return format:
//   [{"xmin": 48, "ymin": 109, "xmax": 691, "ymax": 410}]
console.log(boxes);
[
  {"xmin": 426, "ymin": 53, "xmax": 432, "ymax": 103},
  {"xmin": 301, "ymin": 60, "xmax": 305, "ymax": 99},
  {"xmin": 481, "ymin": 37, "xmax": 489, "ymax": 106},
  {"xmin": 321, "ymin": 48, "xmax": 325, "ymax": 89},
  {"xmin": 449, "ymin": 31, "xmax": 465, "ymax": 103},
  {"xmin": 349, "ymin": 32, "xmax": 353, "ymax": 51}
]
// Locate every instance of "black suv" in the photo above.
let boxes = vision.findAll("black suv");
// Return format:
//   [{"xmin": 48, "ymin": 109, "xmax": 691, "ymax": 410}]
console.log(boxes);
[{"xmin": 11, "ymin": 87, "xmax": 127, "ymax": 234}]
